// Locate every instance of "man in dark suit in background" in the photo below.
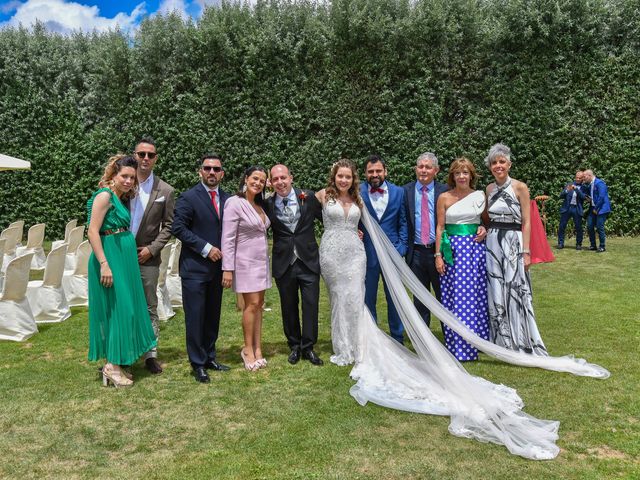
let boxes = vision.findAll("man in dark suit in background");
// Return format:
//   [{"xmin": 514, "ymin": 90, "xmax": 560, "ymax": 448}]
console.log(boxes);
[
  {"xmin": 360, "ymin": 154, "xmax": 408, "ymax": 344},
  {"xmin": 130, "ymin": 136, "xmax": 175, "ymax": 374},
  {"xmin": 557, "ymin": 170, "xmax": 586, "ymax": 250},
  {"xmin": 265, "ymin": 164, "xmax": 324, "ymax": 366},
  {"xmin": 172, "ymin": 153, "xmax": 230, "ymax": 383},
  {"xmin": 403, "ymin": 152, "xmax": 448, "ymax": 327},
  {"xmin": 582, "ymin": 169, "xmax": 611, "ymax": 253}
]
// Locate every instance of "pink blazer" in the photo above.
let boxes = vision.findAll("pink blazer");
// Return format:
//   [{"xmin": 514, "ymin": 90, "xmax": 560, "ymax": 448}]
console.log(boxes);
[{"xmin": 221, "ymin": 196, "xmax": 272, "ymax": 293}]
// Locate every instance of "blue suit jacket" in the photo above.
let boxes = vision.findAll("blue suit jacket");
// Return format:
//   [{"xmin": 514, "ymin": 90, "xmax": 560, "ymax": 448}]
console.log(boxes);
[
  {"xmin": 172, "ymin": 183, "xmax": 229, "ymax": 280},
  {"xmin": 403, "ymin": 180, "xmax": 449, "ymax": 265},
  {"xmin": 360, "ymin": 181, "xmax": 408, "ymax": 268},
  {"xmin": 589, "ymin": 178, "xmax": 611, "ymax": 215},
  {"xmin": 559, "ymin": 182, "xmax": 586, "ymax": 216}
]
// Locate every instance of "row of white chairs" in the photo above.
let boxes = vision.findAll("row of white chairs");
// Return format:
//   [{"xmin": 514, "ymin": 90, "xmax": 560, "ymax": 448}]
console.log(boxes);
[{"xmin": 0, "ymin": 237, "xmax": 183, "ymax": 342}]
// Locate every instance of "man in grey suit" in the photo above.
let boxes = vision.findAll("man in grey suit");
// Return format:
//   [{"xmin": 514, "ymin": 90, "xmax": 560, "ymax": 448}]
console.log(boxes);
[{"xmin": 130, "ymin": 136, "xmax": 175, "ymax": 374}]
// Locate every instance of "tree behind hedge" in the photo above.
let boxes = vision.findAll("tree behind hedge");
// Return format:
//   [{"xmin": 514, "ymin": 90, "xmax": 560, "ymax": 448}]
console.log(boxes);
[{"xmin": 0, "ymin": 0, "xmax": 638, "ymax": 238}]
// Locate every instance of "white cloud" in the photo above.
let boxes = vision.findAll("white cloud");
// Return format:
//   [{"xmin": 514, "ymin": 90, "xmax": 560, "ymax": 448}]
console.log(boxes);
[
  {"xmin": 1, "ymin": 0, "xmax": 146, "ymax": 34},
  {"xmin": 1, "ymin": 1, "xmax": 23, "ymax": 15},
  {"xmin": 158, "ymin": 0, "xmax": 188, "ymax": 18}
]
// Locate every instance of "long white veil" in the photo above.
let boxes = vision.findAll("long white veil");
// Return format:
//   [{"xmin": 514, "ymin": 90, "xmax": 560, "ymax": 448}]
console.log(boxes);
[{"xmin": 348, "ymin": 208, "xmax": 609, "ymax": 460}]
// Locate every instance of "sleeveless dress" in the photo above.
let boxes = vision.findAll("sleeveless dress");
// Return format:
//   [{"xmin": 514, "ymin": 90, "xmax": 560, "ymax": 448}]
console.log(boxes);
[
  {"xmin": 486, "ymin": 179, "xmax": 547, "ymax": 355},
  {"xmin": 439, "ymin": 191, "xmax": 489, "ymax": 361},
  {"xmin": 87, "ymin": 188, "xmax": 157, "ymax": 365},
  {"xmin": 319, "ymin": 200, "xmax": 366, "ymax": 366}
]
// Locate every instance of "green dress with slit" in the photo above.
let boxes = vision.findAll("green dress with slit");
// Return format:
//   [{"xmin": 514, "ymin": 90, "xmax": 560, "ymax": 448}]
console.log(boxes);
[{"xmin": 87, "ymin": 188, "xmax": 157, "ymax": 365}]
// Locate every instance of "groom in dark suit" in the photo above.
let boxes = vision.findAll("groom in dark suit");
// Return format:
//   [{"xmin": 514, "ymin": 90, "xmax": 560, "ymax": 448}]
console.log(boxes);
[
  {"xmin": 172, "ymin": 153, "xmax": 230, "ymax": 383},
  {"xmin": 403, "ymin": 152, "xmax": 448, "ymax": 327},
  {"xmin": 266, "ymin": 164, "xmax": 324, "ymax": 365},
  {"xmin": 360, "ymin": 154, "xmax": 408, "ymax": 344}
]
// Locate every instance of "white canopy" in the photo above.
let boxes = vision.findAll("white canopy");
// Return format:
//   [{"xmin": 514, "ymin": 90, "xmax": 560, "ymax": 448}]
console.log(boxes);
[{"xmin": 0, "ymin": 153, "xmax": 31, "ymax": 171}]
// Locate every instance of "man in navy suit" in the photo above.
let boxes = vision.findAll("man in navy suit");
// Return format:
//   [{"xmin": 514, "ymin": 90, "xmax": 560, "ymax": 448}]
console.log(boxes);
[
  {"xmin": 403, "ymin": 152, "xmax": 448, "ymax": 327},
  {"xmin": 172, "ymin": 153, "xmax": 230, "ymax": 383},
  {"xmin": 582, "ymin": 169, "xmax": 611, "ymax": 253},
  {"xmin": 360, "ymin": 154, "xmax": 408, "ymax": 343},
  {"xmin": 557, "ymin": 171, "xmax": 586, "ymax": 250}
]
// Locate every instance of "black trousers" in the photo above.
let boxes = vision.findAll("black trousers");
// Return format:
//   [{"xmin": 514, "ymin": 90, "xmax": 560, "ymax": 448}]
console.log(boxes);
[
  {"xmin": 275, "ymin": 260, "xmax": 320, "ymax": 352},
  {"xmin": 181, "ymin": 273, "xmax": 223, "ymax": 368},
  {"xmin": 409, "ymin": 245, "xmax": 442, "ymax": 328}
]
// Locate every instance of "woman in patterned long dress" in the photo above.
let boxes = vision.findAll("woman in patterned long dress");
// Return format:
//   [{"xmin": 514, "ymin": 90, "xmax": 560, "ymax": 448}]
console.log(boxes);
[
  {"xmin": 483, "ymin": 144, "xmax": 547, "ymax": 355},
  {"xmin": 87, "ymin": 155, "xmax": 157, "ymax": 387},
  {"xmin": 434, "ymin": 158, "xmax": 489, "ymax": 361}
]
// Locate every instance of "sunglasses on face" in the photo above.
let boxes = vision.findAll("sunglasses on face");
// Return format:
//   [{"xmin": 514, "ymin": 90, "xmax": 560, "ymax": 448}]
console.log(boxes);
[
  {"xmin": 202, "ymin": 166, "xmax": 223, "ymax": 173},
  {"xmin": 136, "ymin": 151, "xmax": 157, "ymax": 159}
]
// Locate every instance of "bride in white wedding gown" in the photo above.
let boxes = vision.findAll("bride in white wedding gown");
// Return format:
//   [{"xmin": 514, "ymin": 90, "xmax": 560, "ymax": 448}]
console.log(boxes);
[{"xmin": 316, "ymin": 159, "xmax": 609, "ymax": 460}]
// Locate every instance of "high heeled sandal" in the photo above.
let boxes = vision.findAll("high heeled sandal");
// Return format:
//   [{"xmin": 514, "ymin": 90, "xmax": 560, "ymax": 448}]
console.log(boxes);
[
  {"xmin": 102, "ymin": 365, "xmax": 133, "ymax": 388},
  {"xmin": 240, "ymin": 349, "xmax": 260, "ymax": 372},
  {"xmin": 256, "ymin": 358, "xmax": 267, "ymax": 368}
]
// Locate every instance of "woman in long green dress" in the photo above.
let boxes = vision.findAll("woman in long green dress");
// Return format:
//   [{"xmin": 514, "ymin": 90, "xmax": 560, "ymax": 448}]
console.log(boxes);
[{"xmin": 87, "ymin": 155, "xmax": 157, "ymax": 387}]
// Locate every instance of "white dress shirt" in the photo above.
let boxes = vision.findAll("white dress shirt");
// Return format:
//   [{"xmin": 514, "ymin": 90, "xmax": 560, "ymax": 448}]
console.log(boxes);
[
  {"xmin": 275, "ymin": 189, "xmax": 299, "ymax": 216},
  {"xmin": 368, "ymin": 181, "xmax": 389, "ymax": 220},
  {"xmin": 130, "ymin": 172, "xmax": 154, "ymax": 237}
]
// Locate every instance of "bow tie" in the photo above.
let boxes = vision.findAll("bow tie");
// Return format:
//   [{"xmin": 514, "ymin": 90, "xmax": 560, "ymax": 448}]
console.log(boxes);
[{"xmin": 370, "ymin": 187, "xmax": 385, "ymax": 194}]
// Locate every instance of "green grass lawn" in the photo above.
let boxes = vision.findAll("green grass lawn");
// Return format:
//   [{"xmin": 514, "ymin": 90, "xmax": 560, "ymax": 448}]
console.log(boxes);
[{"xmin": 1, "ymin": 237, "xmax": 639, "ymax": 479}]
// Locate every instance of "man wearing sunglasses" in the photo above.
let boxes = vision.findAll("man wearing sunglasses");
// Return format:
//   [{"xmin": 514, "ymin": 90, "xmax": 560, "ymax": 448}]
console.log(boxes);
[
  {"xmin": 172, "ymin": 153, "xmax": 230, "ymax": 383},
  {"xmin": 130, "ymin": 136, "xmax": 176, "ymax": 375}
]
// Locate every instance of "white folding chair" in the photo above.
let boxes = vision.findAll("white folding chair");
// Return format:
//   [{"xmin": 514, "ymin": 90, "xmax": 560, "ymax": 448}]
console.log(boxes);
[
  {"xmin": 156, "ymin": 243, "xmax": 175, "ymax": 321},
  {"xmin": 166, "ymin": 240, "xmax": 182, "ymax": 307},
  {"xmin": 1, "ymin": 226, "xmax": 20, "ymax": 273},
  {"xmin": 16, "ymin": 223, "xmax": 47, "ymax": 269},
  {"xmin": 52, "ymin": 219, "xmax": 78, "ymax": 250},
  {"xmin": 26, "ymin": 245, "xmax": 71, "ymax": 324},
  {"xmin": 0, "ymin": 238, "xmax": 5, "ymax": 291},
  {"xmin": 64, "ymin": 225, "xmax": 86, "ymax": 271},
  {"xmin": 62, "ymin": 240, "xmax": 91, "ymax": 307},
  {"xmin": 0, "ymin": 253, "xmax": 38, "ymax": 341},
  {"xmin": 8, "ymin": 220, "xmax": 24, "ymax": 247}
]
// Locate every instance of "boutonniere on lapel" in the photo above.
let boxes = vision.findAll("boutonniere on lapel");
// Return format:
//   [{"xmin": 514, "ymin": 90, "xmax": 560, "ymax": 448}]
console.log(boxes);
[{"xmin": 298, "ymin": 191, "xmax": 307, "ymax": 206}]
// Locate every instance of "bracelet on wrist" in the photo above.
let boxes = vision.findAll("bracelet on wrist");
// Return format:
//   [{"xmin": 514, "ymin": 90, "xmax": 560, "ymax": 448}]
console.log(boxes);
[
  {"xmin": 434, "ymin": 252, "xmax": 442, "ymax": 257},
  {"xmin": 521, "ymin": 250, "xmax": 530, "ymax": 255},
  {"xmin": 100, "ymin": 260, "xmax": 108, "ymax": 265}
]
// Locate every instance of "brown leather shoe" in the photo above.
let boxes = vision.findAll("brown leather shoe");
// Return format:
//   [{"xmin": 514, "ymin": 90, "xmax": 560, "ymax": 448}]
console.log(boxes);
[{"xmin": 145, "ymin": 357, "xmax": 163, "ymax": 374}]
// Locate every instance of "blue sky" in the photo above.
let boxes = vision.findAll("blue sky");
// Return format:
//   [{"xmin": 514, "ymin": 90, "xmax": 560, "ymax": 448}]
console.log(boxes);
[{"xmin": 0, "ymin": 0, "xmax": 224, "ymax": 34}]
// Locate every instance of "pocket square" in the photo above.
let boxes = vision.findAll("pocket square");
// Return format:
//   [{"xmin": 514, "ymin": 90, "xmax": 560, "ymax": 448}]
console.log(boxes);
[{"xmin": 154, "ymin": 196, "xmax": 166, "ymax": 203}]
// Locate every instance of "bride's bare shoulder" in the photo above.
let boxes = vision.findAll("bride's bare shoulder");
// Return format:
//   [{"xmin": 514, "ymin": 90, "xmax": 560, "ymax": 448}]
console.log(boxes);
[{"xmin": 315, "ymin": 189, "xmax": 327, "ymax": 204}]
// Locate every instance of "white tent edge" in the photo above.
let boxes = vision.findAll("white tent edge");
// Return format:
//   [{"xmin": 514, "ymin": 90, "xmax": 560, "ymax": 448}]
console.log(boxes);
[{"xmin": 0, "ymin": 153, "xmax": 31, "ymax": 171}]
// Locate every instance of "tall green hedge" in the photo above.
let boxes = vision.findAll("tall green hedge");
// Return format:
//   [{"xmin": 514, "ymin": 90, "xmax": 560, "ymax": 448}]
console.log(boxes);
[{"xmin": 1, "ymin": 0, "xmax": 638, "ymax": 238}]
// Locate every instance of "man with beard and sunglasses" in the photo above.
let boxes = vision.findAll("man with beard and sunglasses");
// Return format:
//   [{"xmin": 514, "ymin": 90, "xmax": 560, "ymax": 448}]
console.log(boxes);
[
  {"xmin": 172, "ymin": 153, "xmax": 230, "ymax": 383},
  {"xmin": 359, "ymin": 154, "xmax": 408, "ymax": 344},
  {"xmin": 130, "ymin": 136, "xmax": 175, "ymax": 374}
]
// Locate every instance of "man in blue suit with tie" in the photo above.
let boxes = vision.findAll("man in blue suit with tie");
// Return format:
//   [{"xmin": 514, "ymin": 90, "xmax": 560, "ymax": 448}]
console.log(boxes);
[
  {"xmin": 403, "ymin": 152, "xmax": 448, "ymax": 327},
  {"xmin": 172, "ymin": 153, "xmax": 230, "ymax": 383},
  {"xmin": 360, "ymin": 154, "xmax": 408, "ymax": 344},
  {"xmin": 582, "ymin": 169, "xmax": 611, "ymax": 253},
  {"xmin": 557, "ymin": 171, "xmax": 586, "ymax": 250}
]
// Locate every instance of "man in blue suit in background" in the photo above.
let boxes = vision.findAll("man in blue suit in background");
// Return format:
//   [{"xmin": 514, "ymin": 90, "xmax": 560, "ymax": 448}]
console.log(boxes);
[
  {"xmin": 403, "ymin": 152, "xmax": 449, "ymax": 327},
  {"xmin": 582, "ymin": 169, "xmax": 611, "ymax": 253},
  {"xmin": 557, "ymin": 170, "xmax": 586, "ymax": 250},
  {"xmin": 360, "ymin": 154, "xmax": 408, "ymax": 344}
]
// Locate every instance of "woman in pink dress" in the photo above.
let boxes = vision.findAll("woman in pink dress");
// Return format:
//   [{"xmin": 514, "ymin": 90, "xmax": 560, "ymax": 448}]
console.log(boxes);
[{"xmin": 221, "ymin": 166, "xmax": 271, "ymax": 371}]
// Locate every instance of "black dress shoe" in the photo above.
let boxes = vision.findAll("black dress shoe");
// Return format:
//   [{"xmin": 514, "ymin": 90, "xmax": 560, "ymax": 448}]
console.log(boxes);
[
  {"xmin": 145, "ymin": 357, "xmax": 163, "ymax": 374},
  {"xmin": 597, "ymin": 246, "xmax": 606, "ymax": 253},
  {"xmin": 193, "ymin": 367, "xmax": 210, "ymax": 383},
  {"xmin": 576, "ymin": 245, "xmax": 583, "ymax": 251},
  {"xmin": 288, "ymin": 349, "xmax": 301, "ymax": 365},
  {"xmin": 556, "ymin": 244, "xmax": 564, "ymax": 249},
  {"xmin": 589, "ymin": 246, "xmax": 597, "ymax": 251},
  {"xmin": 205, "ymin": 360, "xmax": 230, "ymax": 371},
  {"xmin": 302, "ymin": 349, "xmax": 323, "ymax": 366}
]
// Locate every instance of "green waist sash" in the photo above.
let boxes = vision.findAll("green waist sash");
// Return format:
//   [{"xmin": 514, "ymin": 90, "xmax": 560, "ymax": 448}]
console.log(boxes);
[{"xmin": 440, "ymin": 223, "xmax": 480, "ymax": 266}]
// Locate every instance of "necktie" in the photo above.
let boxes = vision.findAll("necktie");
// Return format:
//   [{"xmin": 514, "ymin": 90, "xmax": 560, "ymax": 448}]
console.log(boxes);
[
  {"xmin": 420, "ymin": 185, "xmax": 430, "ymax": 245},
  {"xmin": 370, "ymin": 187, "xmax": 385, "ymax": 194},
  {"xmin": 282, "ymin": 197, "xmax": 294, "ymax": 221},
  {"xmin": 209, "ymin": 190, "xmax": 219, "ymax": 217}
]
